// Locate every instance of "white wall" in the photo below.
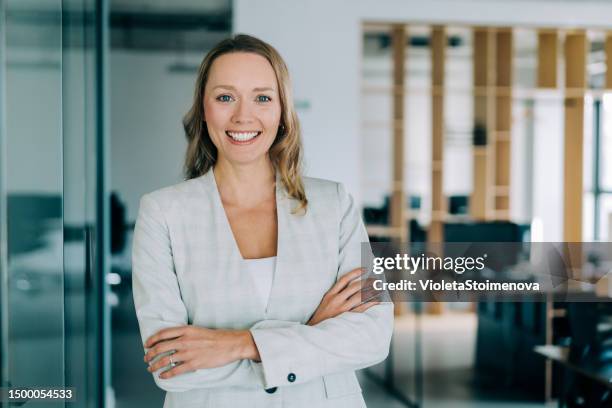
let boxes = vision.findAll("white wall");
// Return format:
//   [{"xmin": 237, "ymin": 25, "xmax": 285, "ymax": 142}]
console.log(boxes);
[{"xmin": 110, "ymin": 51, "xmax": 198, "ymax": 221}]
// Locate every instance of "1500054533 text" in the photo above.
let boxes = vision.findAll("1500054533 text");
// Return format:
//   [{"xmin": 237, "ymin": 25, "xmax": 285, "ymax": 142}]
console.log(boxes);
[{"xmin": 0, "ymin": 387, "xmax": 76, "ymax": 402}]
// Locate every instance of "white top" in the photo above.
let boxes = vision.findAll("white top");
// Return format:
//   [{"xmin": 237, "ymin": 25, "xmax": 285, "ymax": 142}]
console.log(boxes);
[{"xmin": 242, "ymin": 256, "xmax": 276, "ymax": 307}]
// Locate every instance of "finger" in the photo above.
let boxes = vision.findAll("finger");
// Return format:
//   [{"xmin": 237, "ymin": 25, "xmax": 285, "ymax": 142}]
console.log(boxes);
[
  {"xmin": 351, "ymin": 301, "xmax": 380, "ymax": 313},
  {"xmin": 145, "ymin": 326, "xmax": 188, "ymax": 348},
  {"xmin": 158, "ymin": 359, "xmax": 196, "ymax": 379},
  {"xmin": 147, "ymin": 351, "xmax": 189, "ymax": 373},
  {"xmin": 147, "ymin": 350, "xmax": 190, "ymax": 373},
  {"xmin": 360, "ymin": 289, "xmax": 383, "ymax": 303},
  {"xmin": 338, "ymin": 277, "xmax": 377, "ymax": 300},
  {"xmin": 344, "ymin": 287, "xmax": 379, "ymax": 310},
  {"xmin": 330, "ymin": 268, "xmax": 365, "ymax": 295},
  {"xmin": 357, "ymin": 279, "xmax": 382, "ymax": 301},
  {"xmin": 144, "ymin": 339, "xmax": 183, "ymax": 363},
  {"xmin": 337, "ymin": 279, "xmax": 364, "ymax": 301},
  {"xmin": 347, "ymin": 285, "xmax": 381, "ymax": 305}
]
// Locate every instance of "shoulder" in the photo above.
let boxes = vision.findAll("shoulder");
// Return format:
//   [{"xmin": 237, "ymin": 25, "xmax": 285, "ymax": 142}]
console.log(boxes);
[
  {"xmin": 139, "ymin": 176, "xmax": 207, "ymax": 211},
  {"xmin": 301, "ymin": 177, "xmax": 363, "ymax": 235},
  {"xmin": 301, "ymin": 176, "xmax": 354, "ymax": 209},
  {"xmin": 302, "ymin": 176, "xmax": 339, "ymax": 197}
]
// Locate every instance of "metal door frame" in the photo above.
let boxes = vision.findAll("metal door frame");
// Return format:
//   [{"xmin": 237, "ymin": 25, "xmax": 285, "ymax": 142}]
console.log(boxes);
[{"xmin": 0, "ymin": 0, "xmax": 9, "ymax": 391}]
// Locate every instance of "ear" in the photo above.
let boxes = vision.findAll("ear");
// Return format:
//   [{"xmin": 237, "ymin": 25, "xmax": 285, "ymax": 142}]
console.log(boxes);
[{"xmin": 276, "ymin": 122, "xmax": 285, "ymax": 137}]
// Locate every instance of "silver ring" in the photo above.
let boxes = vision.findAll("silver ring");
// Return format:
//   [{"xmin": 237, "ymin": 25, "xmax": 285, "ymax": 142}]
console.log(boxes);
[{"xmin": 169, "ymin": 357, "xmax": 175, "ymax": 367}]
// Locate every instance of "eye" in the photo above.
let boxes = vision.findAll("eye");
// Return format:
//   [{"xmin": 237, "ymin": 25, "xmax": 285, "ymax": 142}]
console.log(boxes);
[
  {"xmin": 216, "ymin": 94, "xmax": 233, "ymax": 103},
  {"xmin": 256, "ymin": 95, "xmax": 272, "ymax": 103}
]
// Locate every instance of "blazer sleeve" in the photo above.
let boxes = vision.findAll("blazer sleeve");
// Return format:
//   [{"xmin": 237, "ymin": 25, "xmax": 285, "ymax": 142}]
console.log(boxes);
[
  {"xmin": 132, "ymin": 193, "xmax": 266, "ymax": 392},
  {"xmin": 249, "ymin": 182, "xmax": 394, "ymax": 389}
]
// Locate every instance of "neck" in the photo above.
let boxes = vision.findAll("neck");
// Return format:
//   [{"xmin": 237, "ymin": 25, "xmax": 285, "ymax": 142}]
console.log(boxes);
[{"xmin": 213, "ymin": 156, "xmax": 276, "ymax": 208}]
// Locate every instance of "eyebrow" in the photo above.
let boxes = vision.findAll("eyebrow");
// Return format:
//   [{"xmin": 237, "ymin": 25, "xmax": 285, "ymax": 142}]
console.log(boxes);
[{"xmin": 212, "ymin": 85, "xmax": 276, "ymax": 92}]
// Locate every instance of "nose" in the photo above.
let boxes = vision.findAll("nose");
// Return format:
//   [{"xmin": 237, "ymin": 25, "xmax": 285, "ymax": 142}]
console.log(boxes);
[{"xmin": 231, "ymin": 99, "xmax": 254, "ymax": 124}]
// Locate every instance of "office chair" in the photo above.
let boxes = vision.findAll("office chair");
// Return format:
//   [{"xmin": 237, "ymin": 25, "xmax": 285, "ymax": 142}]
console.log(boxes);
[{"xmin": 563, "ymin": 303, "xmax": 612, "ymax": 407}]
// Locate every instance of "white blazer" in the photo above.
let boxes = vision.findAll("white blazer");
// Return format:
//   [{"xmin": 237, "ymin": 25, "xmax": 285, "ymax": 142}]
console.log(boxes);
[{"xmin": 131, "ymin": 169, "xmax": 394, "ymax": 408}]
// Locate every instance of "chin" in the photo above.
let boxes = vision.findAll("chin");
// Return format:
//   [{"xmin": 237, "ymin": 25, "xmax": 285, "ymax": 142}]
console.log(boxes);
[{"xmin": 224, "ymin": 153, "xmax": 270, "ymax": 166}]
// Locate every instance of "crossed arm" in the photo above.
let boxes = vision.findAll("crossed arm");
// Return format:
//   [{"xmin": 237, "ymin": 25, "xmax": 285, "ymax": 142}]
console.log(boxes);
[{"xmin": 131, "ymin": 184, "xmax": 394, "ymax": 392}]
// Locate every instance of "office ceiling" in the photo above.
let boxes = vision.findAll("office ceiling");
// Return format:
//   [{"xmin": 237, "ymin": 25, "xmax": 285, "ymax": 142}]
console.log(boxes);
[
  {"xmin": 5, "ymin": 0, "xmax": 232, "ymax": 51},
  {"xmin": 109, "ymin": 0, "xmax": 232, "ymax": 51},
  {"xmin": 110, "ymin": 0, "xmax": 230, "ymax": 14}
]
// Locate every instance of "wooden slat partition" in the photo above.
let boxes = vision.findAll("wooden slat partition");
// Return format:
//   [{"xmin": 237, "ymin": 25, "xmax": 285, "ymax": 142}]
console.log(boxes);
[
  {"xmin": 494, "ymin": 28, "xmax": 513, "ymax": 219},
  {"xmin": 390, "ymin": 24, "xmax": 407, "ymax": 243},
  {"xmin": 538, "ymin": 30, "xmax": 558, "ymax": 88},
  {"xmin": 429, "ymin": 26, "xmax": 446, "ymax": 243},
  {"xmin": 471, "ymin": 27, "xmax": 496, "ymax": 220},
  {"xmin": 536, "ymin": 30, "xmax": 561, "ymax": 403},
  {"xmin": 563, "ymin": 31, "xmax": 587, "ymax": 242},
  {"xmin": 390, "ymin": 24, "xmax": 408, "ymax": 315},
  {"xmin": 606, "ymin": 32, "xmax": 612, "ymax": 89},
  {"xmin": 427, "ymin": 26, "xmax": 447, "ymax": 315}
]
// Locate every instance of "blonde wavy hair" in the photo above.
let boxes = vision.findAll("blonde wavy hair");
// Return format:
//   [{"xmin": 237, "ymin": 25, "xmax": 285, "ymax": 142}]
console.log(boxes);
[{"xmin": 183, "ymin": 34, "xmax": 307, "ymax": 213}]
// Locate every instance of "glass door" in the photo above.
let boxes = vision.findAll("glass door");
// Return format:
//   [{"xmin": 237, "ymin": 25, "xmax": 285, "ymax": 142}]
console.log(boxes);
[{"xmin": 0, "ymin": 0, "xmax": 110, "ymax": 406}]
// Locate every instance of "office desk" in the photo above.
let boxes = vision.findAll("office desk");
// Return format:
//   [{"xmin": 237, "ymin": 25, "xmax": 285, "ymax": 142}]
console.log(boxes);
[
  {"xmin": 535, "ymin": 345, "xmax": 612, "ymax": 388},
  {"xmin": 534, "ymin": 345, "xmax": 612, "ymax": 407}
]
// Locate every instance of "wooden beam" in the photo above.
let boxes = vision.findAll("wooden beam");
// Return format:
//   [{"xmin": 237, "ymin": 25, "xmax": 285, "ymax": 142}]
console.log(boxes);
[
  {"xmin": 496, "ymin": 29, "xmax": 513, "ymax": 88},
  {"xmin": 563, "ymin": 31, "xmax": 586, "ymax": 242},
  {"xmin": 494, "ymin": 28, "xmax": 513, "ymax": 218},
  {"xmin": 427, "ymin": 26, "xmax": 445, "ymax": 313},
  {"xmin": 471, "ymin": 27, "xmax": 496, "ymax": 220},
  {"xmin": 390, "ymin": 24, "xmax": 407, "ymax": 243},
  {"xmin": 565, "ymin": 32, "xmax": 587, "ymax": 89},
  {"xmin": 563, "ymin": 97, "xmax": 584, "ymax": 241},
  {"xmin": 537, "ymin": 30, "xmax": 558, "ymax": 88},
  {"xmin": 605, "ymin": 32, "xmax": 612, "ymax": 89},
  {"xmin": 430, "ymin": 25, "xmax": 446, "ymax": 243}
]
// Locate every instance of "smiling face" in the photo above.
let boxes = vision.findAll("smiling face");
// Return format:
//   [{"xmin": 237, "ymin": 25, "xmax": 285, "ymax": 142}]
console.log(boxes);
[{"xmin": 203, "ymin": 52, "xmax": 282, "ymax": 168}]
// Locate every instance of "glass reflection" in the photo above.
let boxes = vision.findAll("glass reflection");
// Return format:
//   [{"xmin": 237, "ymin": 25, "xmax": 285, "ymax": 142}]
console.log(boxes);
[{"xmin": 5, "ymin": 0, "xmax": 64, "ymax": 403}]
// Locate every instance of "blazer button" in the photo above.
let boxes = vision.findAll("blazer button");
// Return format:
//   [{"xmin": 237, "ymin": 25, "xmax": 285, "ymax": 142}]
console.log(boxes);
[
  {"xmin": 265, "ymin": 387, "xmax": 277, "ymax": 394},
  {"xmin": 287, "ymin": 373, "xmax": 296, "ymax": 383}
]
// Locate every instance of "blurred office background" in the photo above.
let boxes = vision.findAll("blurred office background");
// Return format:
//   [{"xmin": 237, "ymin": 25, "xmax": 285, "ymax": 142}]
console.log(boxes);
[{"xmin": 1, "ymin": 0, "xmax": 612, "ymax": 407}]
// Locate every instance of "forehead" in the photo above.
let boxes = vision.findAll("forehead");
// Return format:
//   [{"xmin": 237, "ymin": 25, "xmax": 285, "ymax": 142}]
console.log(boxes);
[{"xmin": 206, "ymin": 52, "xmax": 278, "ymax": 90}]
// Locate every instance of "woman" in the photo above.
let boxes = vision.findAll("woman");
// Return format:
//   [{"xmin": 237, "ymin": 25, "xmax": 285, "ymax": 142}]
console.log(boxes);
[{"xmin": 132, "ymin": 34, "xmax": 393, "ymax": 408}]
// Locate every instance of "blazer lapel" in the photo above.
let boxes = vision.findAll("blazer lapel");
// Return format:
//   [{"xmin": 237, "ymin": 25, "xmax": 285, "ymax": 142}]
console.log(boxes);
[
  {"xmin": 201, "ymin": 169, "xmax": 290, "ymax": 318},
  {"xmin": 264, "ymin": 174, "xmax": 298, "ymax": 318}
]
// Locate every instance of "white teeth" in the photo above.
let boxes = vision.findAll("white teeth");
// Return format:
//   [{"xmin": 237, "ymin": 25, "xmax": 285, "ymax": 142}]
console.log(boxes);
[{"xmin": 227, "ymin": 131, "xmax": 259, "ymax": 142}]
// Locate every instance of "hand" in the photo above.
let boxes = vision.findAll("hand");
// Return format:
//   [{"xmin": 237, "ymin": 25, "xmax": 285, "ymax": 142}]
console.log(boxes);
[
  {"xmin": 307, "ymin": 267, "xmax": 381, "ymax": 326},
  {"xmin": 143, "ymin": 326, "xmax": 258, "ymax": 379}
]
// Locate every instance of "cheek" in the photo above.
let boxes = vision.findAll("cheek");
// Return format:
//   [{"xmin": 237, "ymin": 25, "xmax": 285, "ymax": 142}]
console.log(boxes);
[
  {"xmin": 204, "ymin": 101, "xmax": 232, "ymax": 129},
  {"xmin": 261, "ymin": 105, "xmax": 282, "ymax": 129},
  {"xmin": 204, "ymin": 101, "xmax": 232, "ymax": 123}
]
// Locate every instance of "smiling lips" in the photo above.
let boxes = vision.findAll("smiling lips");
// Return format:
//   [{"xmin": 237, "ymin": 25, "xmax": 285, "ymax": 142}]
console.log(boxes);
[{"xmin": 225, "ymin": 130, "xmax": 261, "ymax": 144}]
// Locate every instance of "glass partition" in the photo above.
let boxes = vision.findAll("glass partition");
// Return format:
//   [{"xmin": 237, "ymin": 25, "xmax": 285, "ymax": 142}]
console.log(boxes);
[
  {"xmin": 0, "ymin": 0, "xmax": 109, "ymax": 406},
  {"xmin": 5, "ymin": 2, "xmax": 65, "ymax": 402}
]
